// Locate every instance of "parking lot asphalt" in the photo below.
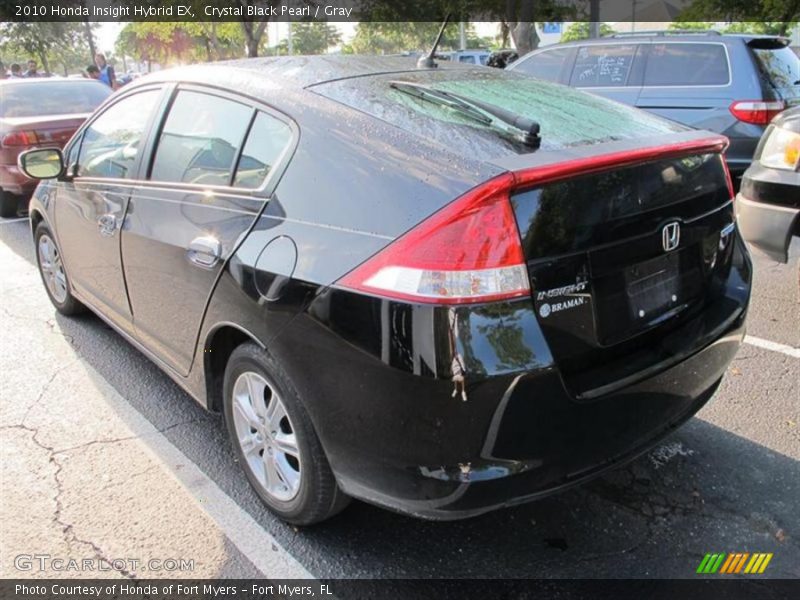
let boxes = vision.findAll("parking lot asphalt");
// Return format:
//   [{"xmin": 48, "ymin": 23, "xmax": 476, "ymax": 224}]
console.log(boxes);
[{"xmin": 1, "ymin": 215, "xmax": 798, "ymax": 580}]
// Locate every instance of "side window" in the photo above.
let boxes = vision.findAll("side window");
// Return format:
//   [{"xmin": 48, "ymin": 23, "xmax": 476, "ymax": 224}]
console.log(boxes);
[
  {"xmin": 458, "ymin": 55, "xmax": 476, "ymax": 64},
  {"xmin": 150, "ymin": 91, "xmax": 252, "ymax": 186},
  {"xmin": 644, "ymin": 44, "xmax": 729, "ymax": 86},
  {"xmin": 232, "ymin": 112, "xmax": 292, "ymax": 189},
  {"xmin": 514, "ymin": 47, "xmax": 572, "ymax": 82},
  {"xmin": 570, "ymin": 44, "xmax": 637, "ymax": 87},
  {"xmin": 77, "ymin": 90, "xmax": 161, "ymax": 179}
]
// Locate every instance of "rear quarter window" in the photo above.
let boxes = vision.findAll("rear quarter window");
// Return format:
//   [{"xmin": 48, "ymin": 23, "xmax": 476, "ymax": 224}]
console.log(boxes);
[
  {"xmin": 232, "ymin": 112, "xmax": 292, "ymax": 189},
  {"xmin": 751, "ymin": 46, "xmax": 800, "ymax": 94},
  {"xmin": 643, "ymin": 43, "xmax": 729, "ymax": 86}
]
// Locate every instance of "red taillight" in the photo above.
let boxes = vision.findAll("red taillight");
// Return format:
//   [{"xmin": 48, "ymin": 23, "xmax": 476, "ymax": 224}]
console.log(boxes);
[
  {"xmin": 337, "ymin": 135, "xmax": 731, "ymax": 305},
  {"xmin": 1, "ymin": 130, "xmax": 40, "ymax": 148},
  {"xmin": 729, "ymin": 100, "xmax": 785, "ymax": 125},
  {"xmin": 722, "ymin": 161, "xmax": 735, "ymax": 199},
  {"xmin": 337, "ymin": 172, "xmax": 530, "ymax": 305}
]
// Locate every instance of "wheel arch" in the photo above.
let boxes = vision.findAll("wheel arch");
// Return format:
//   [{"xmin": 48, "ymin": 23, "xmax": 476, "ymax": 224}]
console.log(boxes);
[
  {"xmin": 29, "ymin": 208, "xmax": 45, "ymax": 238},
  {"xmin": 203, "ymin": 322, "xmax": 266, "ymax": 413}
]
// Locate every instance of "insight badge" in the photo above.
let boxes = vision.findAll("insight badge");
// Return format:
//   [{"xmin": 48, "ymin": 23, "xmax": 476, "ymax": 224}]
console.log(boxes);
[{"xmin": 536, "ymin": 281, "xmax": 589, "ymax": 319}]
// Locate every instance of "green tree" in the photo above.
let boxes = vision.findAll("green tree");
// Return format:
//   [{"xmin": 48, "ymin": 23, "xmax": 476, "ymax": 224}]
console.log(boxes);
[
  {"xmin": 280, "ymin": 22, "xmax": 342, "ymax": 55},
  {"xmin": 346, "ymin": 21, "xmax": 492, "ymax": 55},
  {"xmin": 115, "ymin": 22, "xmax": 246, "ymax": 69},
  {"xmin": 194, "ymin": 22, "xmax": 246, "ymax": 61},
  {"xmin": 0, "ymin": 22, "xmax": 94, "ymax": 75},
  {"xmin": 560, "ymin": 22, "xmax": 615, "ymax": 42},
  {"xmin": 723, "ymin": 21, "xmax": 797, "ymax": 34},
  {"xmin": 352, "ymin": 0, "xmax": 579, "ymax": 55},
  {"xmin": 115, "ymin": 23, "xmax": 171, "ymax": 70},
  {"xmin": 237, "ymin": 0, "xmax": 283, "ymax": 57},
  {"xmin": 676, "ymin": 0, "xmax": 799, "ymax": 36},
  {"xmin": 668, "ymin": 21, "xmax": 717, "ymax": 31}
]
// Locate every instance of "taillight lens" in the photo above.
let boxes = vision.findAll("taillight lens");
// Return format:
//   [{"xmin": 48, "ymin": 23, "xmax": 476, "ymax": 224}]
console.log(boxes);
[
  {"xmin": 722, "ymin": 161, "xmax": 735, "ymax": 199},
  {"xmin": 729, "ymin": 100, "xmax": 785, "ymax": 125},
  {"xmin": 1, "ymin": 130, "xmax": 40, "ymax": 147},
  {"xmin": 337, "ymin": 172, "xmax": 530, "ymax": 304},
  {"xmin": 337, "ymin": 135, "xmax": 731, "ymax": 305}
]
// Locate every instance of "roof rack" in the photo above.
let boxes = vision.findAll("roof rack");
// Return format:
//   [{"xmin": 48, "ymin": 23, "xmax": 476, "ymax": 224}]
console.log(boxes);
[{"xmin": 607, "ymin": 30, "xmax": 722, "ymax": 37}]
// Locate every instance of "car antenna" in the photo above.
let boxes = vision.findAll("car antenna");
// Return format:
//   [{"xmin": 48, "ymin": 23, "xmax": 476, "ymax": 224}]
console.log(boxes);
[{"xmin": 417, "ymin": 14, "xmax": 452, "ymax": 69}]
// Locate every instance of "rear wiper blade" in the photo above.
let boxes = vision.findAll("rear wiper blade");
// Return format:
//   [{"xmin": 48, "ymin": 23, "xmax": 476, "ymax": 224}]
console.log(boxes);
[
  {"xmin": 389, "ymin": 81, "xmax": 492, "ymax": 126},
  {"xmin": 390, "ymin": 80, "xmax": 541, "ymax": 148}
]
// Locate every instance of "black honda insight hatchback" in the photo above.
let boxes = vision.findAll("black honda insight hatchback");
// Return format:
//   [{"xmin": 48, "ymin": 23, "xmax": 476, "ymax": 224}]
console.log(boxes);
[{"xmin": 20, "ymin": 56, "xmax": 751, "ymax": 524}]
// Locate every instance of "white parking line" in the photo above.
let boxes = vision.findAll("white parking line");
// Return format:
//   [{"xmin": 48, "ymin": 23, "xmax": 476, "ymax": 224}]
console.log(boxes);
[
  {"xmin": 0, "ymin": 217, "xmax": 29, "ymax": 225},
  {"xmin": 79, "ymin": 362, "xmax": 315, "ymax": 579},
  {"xmin": 745, "ymin": 335, "xmax": 800, "ymax": 359}
]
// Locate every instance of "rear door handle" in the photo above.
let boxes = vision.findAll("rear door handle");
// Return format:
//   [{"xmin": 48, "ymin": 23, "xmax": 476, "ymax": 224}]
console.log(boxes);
[
  {"xmin": 97, "ymin": 214, "xmax": 116, "ymax": 236},
  {"xmin": 187, "ymin": 236, "xmax": 222, "ymax": 269}
]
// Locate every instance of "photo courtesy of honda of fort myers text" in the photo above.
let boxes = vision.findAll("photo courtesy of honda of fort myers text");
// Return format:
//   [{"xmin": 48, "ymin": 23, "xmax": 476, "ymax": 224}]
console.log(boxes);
[{"xmin": 1, "ymin": 0, "xmax": 799, "ymax": 599}]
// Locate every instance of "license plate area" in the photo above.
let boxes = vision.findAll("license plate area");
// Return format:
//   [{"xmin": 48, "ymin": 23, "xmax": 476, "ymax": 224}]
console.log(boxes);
[
  {"xmin": 593, "ymin": 248, "xmax": 702, "ymax": 345},
  {"xmin": 625, "ymin": 253, "xmax": 681, "ymax": 320}
]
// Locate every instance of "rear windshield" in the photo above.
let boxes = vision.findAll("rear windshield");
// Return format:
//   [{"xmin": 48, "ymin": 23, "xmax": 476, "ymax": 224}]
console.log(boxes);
[
  {"xmin": 314, "ymin": 68, "xmax": 684, "ymax": 157},
  {"xmin": 751, "ymin": 47, "xmax": 800, "ymax": 95},
  {"xmin": 0, "ymin": 81, "xmax": 111, "ymax": 118}
]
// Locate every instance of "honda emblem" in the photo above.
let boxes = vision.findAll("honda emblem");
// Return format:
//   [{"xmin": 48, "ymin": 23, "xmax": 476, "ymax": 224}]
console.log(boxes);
[{"xmin": 662, "ymin": 222, "xmax": 680, "ymax": 252}]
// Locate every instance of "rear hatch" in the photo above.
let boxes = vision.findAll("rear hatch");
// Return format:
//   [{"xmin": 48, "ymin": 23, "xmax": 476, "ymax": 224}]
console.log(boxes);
[
  {"xmin": 504, "ymin": 137, "xmax": 736, "ymax": 398},
  {"xmin": 315, "ymin": 64, "xmax": 737, "ymax": 396},
  {"xmin": 748, "ymin": 38, "xmax": 800, "ymax": 107}
]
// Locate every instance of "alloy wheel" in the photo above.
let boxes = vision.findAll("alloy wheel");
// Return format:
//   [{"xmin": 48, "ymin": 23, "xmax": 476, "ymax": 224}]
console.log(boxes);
[
  {"xmin": 231, "ymin": 371, "xmax": 301, "ymax": 502},
  {"xmin": 38, "ymin": 234, "xmax": 68, "ymax": 304}
]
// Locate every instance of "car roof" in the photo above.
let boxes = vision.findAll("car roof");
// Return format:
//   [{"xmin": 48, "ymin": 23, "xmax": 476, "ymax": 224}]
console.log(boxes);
[
  {"xmin": 131, "ymin": 55, "xmax": 481, "ymax": 92},
  {"xmin": 549, "ymin": 32, "xmax": 789, "ymax": 47}
]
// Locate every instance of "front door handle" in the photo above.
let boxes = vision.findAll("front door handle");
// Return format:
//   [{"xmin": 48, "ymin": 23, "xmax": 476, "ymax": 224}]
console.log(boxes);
[
  {"xmin": 97, "ymin": 214, "xmax": 116, "ymax": 236},
  {"xmin": 187, "ymin": 235, "xmax": 222, "ymax": 269}
]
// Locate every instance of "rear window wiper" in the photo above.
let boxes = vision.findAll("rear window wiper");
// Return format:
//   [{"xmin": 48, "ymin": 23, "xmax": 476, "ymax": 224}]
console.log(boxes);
[
  {"xmin": 390, "ymin": 80, "xmax": 542, "ymax": 149},
  {"xmin": 389, "ymin": 80, "xmax": 493, "ymax": 126}
]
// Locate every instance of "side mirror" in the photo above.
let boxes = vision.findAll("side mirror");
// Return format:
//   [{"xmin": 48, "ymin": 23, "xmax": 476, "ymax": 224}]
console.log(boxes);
[{"xmin": 18, "ymin": 148, "xmax": 64, "ymax": 180}]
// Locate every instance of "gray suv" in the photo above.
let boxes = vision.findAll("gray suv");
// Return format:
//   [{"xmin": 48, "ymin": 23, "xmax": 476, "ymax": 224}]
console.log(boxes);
[{"xmin": 510, "ymin": 32, "xmax": 800, "ymax": 183}]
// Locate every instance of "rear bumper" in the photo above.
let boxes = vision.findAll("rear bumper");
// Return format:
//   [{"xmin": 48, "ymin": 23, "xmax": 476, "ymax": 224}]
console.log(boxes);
[
  {"xmin": 272, "ymin": 237, "xmax": 751, "ymax": 520},
  {"xmin": 0, "ymin": 163, "xmax": 36, "ymax": 196}
]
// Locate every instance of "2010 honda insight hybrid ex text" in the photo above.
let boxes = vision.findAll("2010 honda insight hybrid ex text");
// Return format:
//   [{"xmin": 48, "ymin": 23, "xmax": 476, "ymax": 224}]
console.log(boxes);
[{"xmin": 19, "ymin": 55, "xmax": 751, "ymax": 525}]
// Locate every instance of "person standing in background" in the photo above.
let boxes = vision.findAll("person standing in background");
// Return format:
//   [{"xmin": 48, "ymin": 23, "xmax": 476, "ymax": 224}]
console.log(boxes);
[
  {"xmin": 23, "ymin": 60, "xmax": 39, "ymax": 77},
  {"xmin": 86, "ymin": 65, "xmax": 100, "ymax": 80},
  {"xmin": 9, "ymin": 64, "xmax": 23, "ymax": 78},
  {"xmin": 95, "ymin": 53, "xmax": 116, "ymax": 89}
]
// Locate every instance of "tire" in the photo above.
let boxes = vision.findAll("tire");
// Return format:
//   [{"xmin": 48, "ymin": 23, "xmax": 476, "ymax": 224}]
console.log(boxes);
[
  {"xmin": 34, "ymin": 222, "xmax": 85, "ymax": 315},
  {"xmin": 223, "ymin": 342, "xmax": 350, "ymax": 525},
  {"xmin": 0, "ymin": 190, "xmax": 18, "ymax": 218}
]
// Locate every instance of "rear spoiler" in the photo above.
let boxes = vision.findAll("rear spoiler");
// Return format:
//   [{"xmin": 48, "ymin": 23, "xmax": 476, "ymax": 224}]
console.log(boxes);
[
  {"xmin": 489, "ymin": 131, "xmax": 730, "ymax": 186},
  {"xmin": 511, "ymin": 136, "xmax": 729, "ymax": 188},
  {"xmin": 746, "ymin": 37, "xmax": 791, "ymax": 50}
]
